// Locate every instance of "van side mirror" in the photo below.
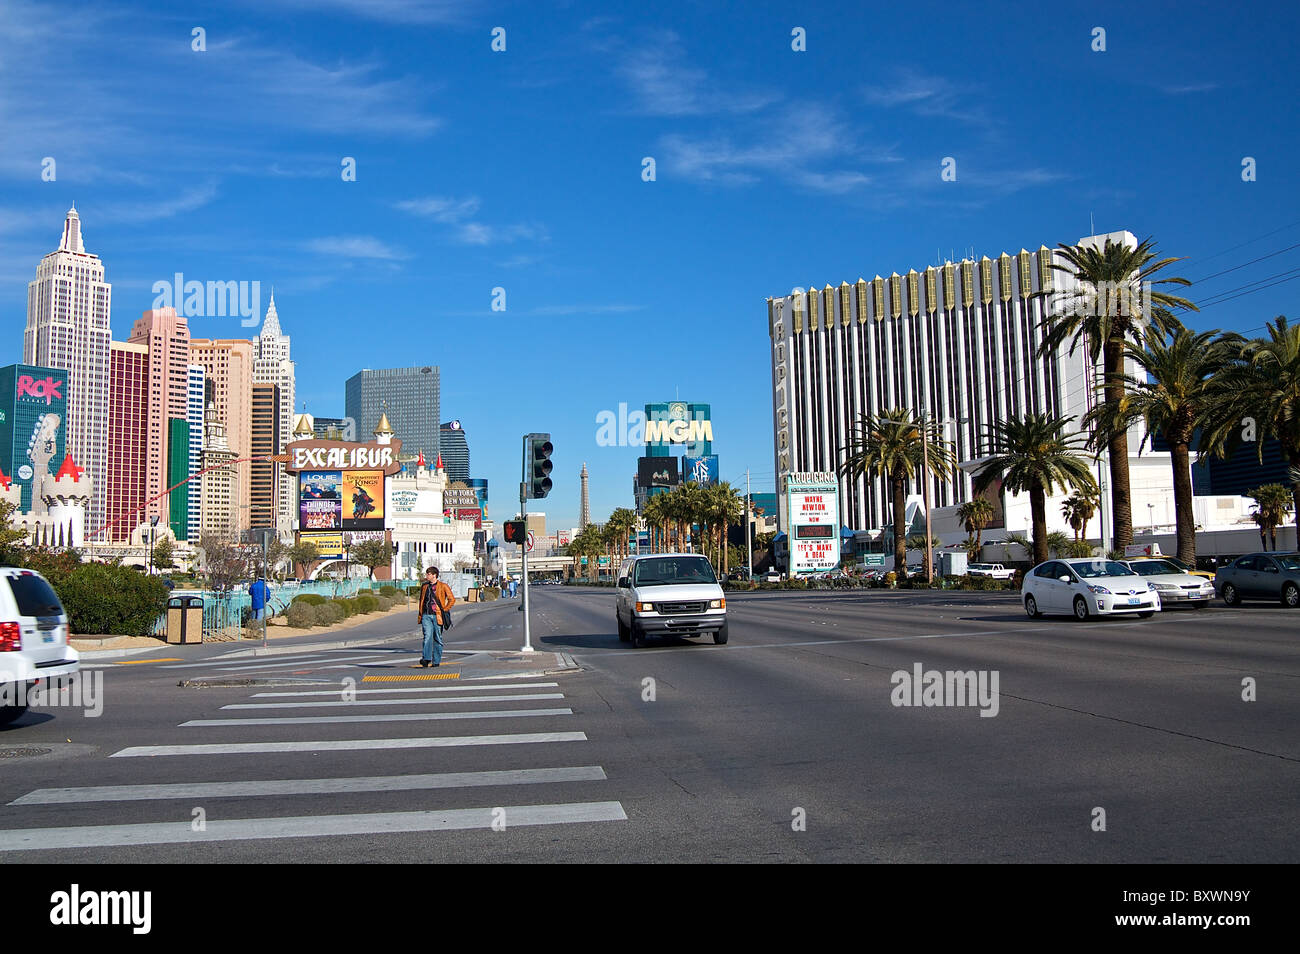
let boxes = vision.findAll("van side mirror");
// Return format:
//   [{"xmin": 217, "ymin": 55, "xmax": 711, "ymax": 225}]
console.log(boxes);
[{"xmin": 618, "ymin": 578, "xmax": 630, "ymax": 588}]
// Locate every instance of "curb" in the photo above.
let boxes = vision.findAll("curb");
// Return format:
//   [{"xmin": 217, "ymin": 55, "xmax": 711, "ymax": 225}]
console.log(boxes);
[{"xmin": 75, "ymin": 645, "xmax": 179, "ymax": 661}]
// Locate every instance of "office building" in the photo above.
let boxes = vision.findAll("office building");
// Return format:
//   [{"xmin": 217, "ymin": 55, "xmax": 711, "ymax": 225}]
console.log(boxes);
[
  {"xmin": 764, "ymin": 235, "xmax": 1160, "ymax": 531},
  {"xmin": 167, "ymin": 418, "xmax": 189, "ymax": 540},
  {"xmin": 190, "ymin": 338, "xmax": 252, "ymax": 533},
  {"xmin": 24, "ymin": 206, "xmax": 112, "ymax": 536},
  {"xmin": 345, "ymin": 366, "xmax": 440, "ymax": 458},
  {"xmin": 105, "ymin": 341, "xmax": 149, "ymax": 542},
  {"xmin": 127, "ymin": 307, "xmax": 191, "ymax": 527},
  {"xmin": 439, "ymin": 421, "xmax": 470, "ymax": 480},
  {"xmin": 199, "ymin": 402, "xmax": 237, "ymax": 541},
  {"xmin": 312, "ymin": 416, "xmax": 353, "ymax": 440},
  {"xmin": 250, "ymin": 383, "xmax": 281, "ymax": 530},
  {"xmin": 252, "ymin": 292, "xmax": 295, "ymax": 532}
]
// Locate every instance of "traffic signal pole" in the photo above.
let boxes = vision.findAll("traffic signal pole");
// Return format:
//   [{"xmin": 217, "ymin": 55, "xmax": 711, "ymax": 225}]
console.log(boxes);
[
  {"xmin": 517, "ymin": 433, "xmax": 552, "ymax": 654},
  {"xmin": 520, "ymin": 463, "xmax": 533, "ymax": 654}
]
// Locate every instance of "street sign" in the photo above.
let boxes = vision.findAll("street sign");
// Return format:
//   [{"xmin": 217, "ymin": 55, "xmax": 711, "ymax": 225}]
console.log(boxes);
[
  {"xmin": 861, "ymin": 554, "xmax": 885, "ymax": 567},
  {"xmin": 525, "ymin": 531, "xmax": 535, "ymax": 553}
]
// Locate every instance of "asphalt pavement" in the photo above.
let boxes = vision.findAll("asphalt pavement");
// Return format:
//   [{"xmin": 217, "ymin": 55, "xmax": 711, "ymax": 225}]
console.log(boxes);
[{"xmin": 0, "ymin": 585, "xmax": 1295, "ymax": 862}]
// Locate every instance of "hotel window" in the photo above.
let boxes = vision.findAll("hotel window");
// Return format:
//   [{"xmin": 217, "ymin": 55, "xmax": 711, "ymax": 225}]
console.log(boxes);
[
  {"xmin": 980, "ymin": 259, "xmax": 994, "ymax": 304},
  {"xmin": 907, "ymin": 271, "xmax": 920, "ymax": 316},
  {"xmin": 808, "ymin": 289, "xmax": 819, "ymax": 330},
  {"xmin": 925, "ymin": 268, "xmax": 937, "ymax": 313},
  {"xmin": 889, "ymin": 275, "xmax": 902, "ymax": 319},
  {"xmin": 1038, "ymin": 246, "xmax": 1053, "ymax": 293},
  {"xmin": 960, "ymin": 262, "xmax": 975, "ymax": 307},
  {"xmin": 999, "ymin": 254, "xmax": 1013, "ymax": 302},
  {"xmin": 856, "ymin": 281, "xmax": 868, "ymax": 324},
  {"xmin": 1018, "ymin": 251, "xmax": 1032, "ymax": 298}
]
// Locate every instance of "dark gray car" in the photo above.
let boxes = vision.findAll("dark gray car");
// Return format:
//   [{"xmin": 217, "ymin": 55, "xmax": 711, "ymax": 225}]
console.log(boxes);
[{"xmin": 1214, "ymin": 552, "xmax": 1300, "ymax": 607}]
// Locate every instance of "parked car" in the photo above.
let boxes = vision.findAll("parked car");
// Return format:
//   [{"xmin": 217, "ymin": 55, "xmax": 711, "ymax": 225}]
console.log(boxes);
[
  {"xmin": 1022, "ymin": 558, "xmax": 1160, "ymax": 620},
  {"xmin": 967, "ymin": 563, "xmax": 1016, "ymax": 580},
  {"xmin": 1120, "ymin": 559, "xmax": 1215, "ymax": 608},
  {"xmin": 1157, "ymin": 556, "xmax": 1216, "ymax": 581},
  {"xmin": 1, "ymin": 567, "xmax": 80, "ymax": 725},
  {"xmin": 615, "ymin": 553, "xmax": 728, "ymax": 647},
  {"xmin": 1214, "ymin": 552, "xmax": 1300, "ymax": 608},
  {"xmin": 760, "ymin": 571, "xmax": 783, "ymax": 583}
]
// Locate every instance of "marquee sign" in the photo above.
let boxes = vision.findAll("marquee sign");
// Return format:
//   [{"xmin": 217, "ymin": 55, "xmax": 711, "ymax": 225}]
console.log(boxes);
[{"xmin": 285, "ymin": 439, "xmax": 403, "ymax": 475}]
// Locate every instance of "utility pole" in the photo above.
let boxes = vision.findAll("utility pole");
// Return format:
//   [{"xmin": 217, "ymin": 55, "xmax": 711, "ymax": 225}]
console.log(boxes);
[
  {"xmin": 922, "ymin": 424, "xmax": 933, "ymax": 584},
  {"xmin": 745, "ymin": 469, "xmax": 753, "ymax": 580}
]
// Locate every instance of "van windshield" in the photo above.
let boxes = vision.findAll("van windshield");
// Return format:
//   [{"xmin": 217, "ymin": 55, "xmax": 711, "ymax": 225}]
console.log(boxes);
[{"xmin": 633, "ymin": 556, "xmax": 717, "ymax": 586}]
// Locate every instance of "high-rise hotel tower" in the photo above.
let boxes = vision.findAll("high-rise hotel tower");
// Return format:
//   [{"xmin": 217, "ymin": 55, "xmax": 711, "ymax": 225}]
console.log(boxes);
[{"xmin": 24, "ymin": 207, "xmax": 112, "ymax": 537}]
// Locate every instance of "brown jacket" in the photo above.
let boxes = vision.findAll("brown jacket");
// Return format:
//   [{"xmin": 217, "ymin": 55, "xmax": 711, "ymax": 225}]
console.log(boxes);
[{"xmin": 417, "ymin": 580, "xmax": 456, "ymax": 626}]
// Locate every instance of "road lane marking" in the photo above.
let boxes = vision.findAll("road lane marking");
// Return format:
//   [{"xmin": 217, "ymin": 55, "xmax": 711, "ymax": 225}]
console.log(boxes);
[
  {"xmin": 251, "ymin": 682, "xmax": 559, "ymax": 697},
  {"xmin": 180, "ymin": 707, "xmax": 573, "ymax": 727},
  {"xmin": 111, "ymin": 658, "xmax": 183, "ymax": 665},
  {"xmin": 12, "ymin": 766, "xmax": 609, "ymax": 805},
  {"xmin": 110, "ymin": 731, "xmax": 587, "ymax": 757},
  {"xmin": 0, "ymin": 801, "xmax": 628, "ymax": 850},
  {"xmin": 221, "ymin": 693, "xmax": 564, "ymax": 710}
]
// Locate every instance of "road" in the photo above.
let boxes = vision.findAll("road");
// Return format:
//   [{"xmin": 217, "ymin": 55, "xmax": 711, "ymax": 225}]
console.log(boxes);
[{"xmin": 1, "ymin": 586, "xmax": 1296, "ymax": 862}]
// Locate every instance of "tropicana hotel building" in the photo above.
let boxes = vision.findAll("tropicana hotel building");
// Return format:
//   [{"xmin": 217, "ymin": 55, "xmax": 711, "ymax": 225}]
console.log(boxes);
[{"xmin": 767, "ymin": 231, "xmax": 1141, "ymax": 533}]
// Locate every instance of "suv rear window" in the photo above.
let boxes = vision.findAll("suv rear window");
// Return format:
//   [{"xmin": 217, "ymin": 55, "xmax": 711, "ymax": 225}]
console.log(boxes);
[
  {"xmin": 633, "ymin": 557, "xmax": 717, "ymax": 586},
  {"xmin": 5, "ymin": 573, "xmax": 64, "ymax": 617}
]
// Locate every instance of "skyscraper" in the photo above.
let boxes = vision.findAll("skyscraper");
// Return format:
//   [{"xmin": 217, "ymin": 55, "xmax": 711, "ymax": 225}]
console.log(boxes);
[
  {"xmin": 189, "ymin": 338, "xmax": 252, "ymax": 533},
  {"xmin": 24, "ymin": 206, "xmax": 112, "ymax": 537},
  {"xmin": 250, "ymin": 383, "xmax": 281, "ymax": 530},
  {"xmin": 186, "ymin": 364, "xmax": 205, "ymax": 541},
  {"xmin": 199, "ymin": 402, "xmax": 236, "ymax": 541},
  {"xmin": 252, "ymin": 292, "xmax": 295, "ymax": 533},
  {"xmin": 105, "ymin": 341, "xmax": 149, "ymax": 542},
  {"xmin": 439, "ymin": 421, "xmax": 469, "ymax": 480},
  {"xmin": 345, "ymin": 366, "xmax": 439, "ymax": 458},
  {"xmin": 127, "ymin": 307, "xmax": 191, "ymax": 527}
]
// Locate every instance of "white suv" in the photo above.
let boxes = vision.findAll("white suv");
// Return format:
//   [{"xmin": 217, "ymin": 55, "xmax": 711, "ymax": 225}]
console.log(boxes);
[
  {"xmin": 0, "ymin": 567, "xmax": 79, "ymax": 725},
  {"xmin": 615, "ymin": 554, "xmax": 728, "ymax": 647}
]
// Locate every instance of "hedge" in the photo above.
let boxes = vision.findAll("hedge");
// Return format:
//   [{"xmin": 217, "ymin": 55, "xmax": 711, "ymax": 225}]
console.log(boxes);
[
  {"xmin": 55, "ymin": 562, "xmax": 171, "ymax": 636},
  {"xmin": 355, "ymin": 594, "xmax": 379, "ymax": 614},
  {"xmin": 285, "ymin": 602, "xmax": 316, "ymax": 628},
  {"xmin": 292, "ymin": 593, "xmax": 328, "ymax": 606}
]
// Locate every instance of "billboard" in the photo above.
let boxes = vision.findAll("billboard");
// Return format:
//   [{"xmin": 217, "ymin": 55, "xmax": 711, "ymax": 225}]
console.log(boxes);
[
  {"xmin": 683, "ymin": 455, "xmax": 719, "ymax": 485},
  {"xmin": 0, "ymin": 365, "xmax": 68, "ymax": 512},
  {"xmin": 300, "ymin": 532, "xmax": 344, "ymax": 559},
  {"xmin": 299, "ymin": 470, "xmax": 342, "ymax": 530},
  {"xmin": 637, "ymin": 456, "xmax": 678, "ymax": 489},
  {"xmin": 454, "ymin": 507, "xmax": 482, "ymax": 529},
  {"xmin": 342, "ymin": 470, "xmax": 384, "ymax": 530},
  {"xmin": 785, "ymin": 472, "xmax": 840, "ymax": 574}
]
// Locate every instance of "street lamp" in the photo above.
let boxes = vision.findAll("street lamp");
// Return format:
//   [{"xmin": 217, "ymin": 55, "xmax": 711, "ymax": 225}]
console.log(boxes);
[{"xmin": 147, "ymin": 514, "xmax": 160, "ymax": 576}]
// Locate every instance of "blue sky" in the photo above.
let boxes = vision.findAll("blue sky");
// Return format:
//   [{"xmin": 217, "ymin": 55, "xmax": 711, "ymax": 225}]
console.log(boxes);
[{"xmin": 2, "ymin": 0, "xmax": 1298, "ymax": 530}]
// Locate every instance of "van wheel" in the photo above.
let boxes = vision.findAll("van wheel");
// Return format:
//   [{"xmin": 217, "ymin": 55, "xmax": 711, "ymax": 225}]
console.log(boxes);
[
  {"xmin": 617, "ymin": 615, "xmax": 630, "ymax": 642},
  {"xmin": 1222, "ymin": 583, "xmax": 1240, "ymax": 606},
  {"xmin": 630, "ymin": 622, "xmax": 645, "ymax": 648},
  {"xmin": 1281, "ymin": 582, "xmax": 1299, "ymax": 608},
  {"xmin": 1073, "ymin": 596, "xmax": 1089, "ymax": 620},
  {"xmin": 713, "ymin": 624, "xmax": 729, "ymax": 645},
  {"xmin": 0, "ymin": 704, "xmax": 28, "ymax": 726}
]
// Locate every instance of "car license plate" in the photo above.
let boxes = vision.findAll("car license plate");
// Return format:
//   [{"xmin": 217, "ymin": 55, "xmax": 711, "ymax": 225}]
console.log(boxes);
[
  {"xmin": 42, "ymin": 633, "xmax": 54, "ymax": 643},
  {"xmin": 1128, "ymin": 597, "xmax": 1141, "ymax": 605}
]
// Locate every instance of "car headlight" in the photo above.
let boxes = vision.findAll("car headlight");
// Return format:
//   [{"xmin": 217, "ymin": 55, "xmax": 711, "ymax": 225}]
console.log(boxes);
[
  {"xmin": 1088, "ymin": 584, "xmax": 1112, "ymax": 594},
  {"xmin": 635, "ymin": 601, "xmax": 654, "ymax": 613},
  {"xmin": 709, "ymin": 599, "xmax": 725, "ymax": 609}
]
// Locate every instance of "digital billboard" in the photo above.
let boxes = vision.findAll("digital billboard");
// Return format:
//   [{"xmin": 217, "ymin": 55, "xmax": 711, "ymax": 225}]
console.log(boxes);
[
  {"xmin": 454, "ymin": 507, "xmax": 482, "ymax": 529},
  {"xmin": 637, "ymin": 456, "xmax": 678, "ymax": 489},
  {"xmin": 785, "ymin": 472, "xmax": 840, "ymax": 574},
  {"xmin": 683, "ymin": 455, "xmax": 719, "ymax": 485},
  {"xmin": 342, "ymin": 470, "xmax": 384, "ymax": 530},
  {"xmin": 299, "ymin": 470, "xmax": 342, "ymax": 530},
  {"xmin": 0, "ymin": 365, "xmax": 69, "ymax": 512}
]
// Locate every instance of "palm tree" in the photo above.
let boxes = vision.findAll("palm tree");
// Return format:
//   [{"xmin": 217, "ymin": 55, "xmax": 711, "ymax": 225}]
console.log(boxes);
[
  {"xmin": 642, "ymin": 494, "xmax": 669, "ymax": 553},
  {"xmin": 955, "ymin": 498, "xmax": 994, "ymax": 554},
  {"xmin": 1039, "ymin": 236, "xmax": 1197, "ymax": 551},
  {"xmin": 838, "ymin": 408, "xmax": 956, "ymax": 580},
  {"xmin": 709, "ymin": 482, "xmax": 744, "ymax": 575},
  {"xmin": 972, "ymin": 414, "xmax": 1099, "ymax": 566},
  {"xmin": 1046, "ymin": 530, "xmax": 1071, "ymax": 558},
  {"xmin": 606, "ymin": 508, "xmax": 638, "ymax": 564},
  {"xmin": 1205, "ymin": 316, "xmax": 1300, "ymax": 532},
  {"xmin": 1060, "ymin": 490, "xmax": 1100, "ymax": 542},
  {"xmin": 1085, "ymin": 328, "xmax": 1235, "ymax": 564},
  {"xmin": 1247, "ymin": 484, "xmax": 1292, "ymax": 551}
]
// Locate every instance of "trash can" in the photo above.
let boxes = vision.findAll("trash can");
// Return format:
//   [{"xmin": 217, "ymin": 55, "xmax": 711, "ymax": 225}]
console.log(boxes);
[
  {"xmin": 166, "ymin": 596, "xmax": 204, "ymax": 645},
  {"xmin": 466, "ymin": 588, "xmax": 479, "ymax": 603}
]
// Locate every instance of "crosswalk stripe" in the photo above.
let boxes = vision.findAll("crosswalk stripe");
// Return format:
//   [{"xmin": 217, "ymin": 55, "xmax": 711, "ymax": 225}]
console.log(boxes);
[
  {"xmin": 251, "ymin": 682, "xmax": 559, "ymax": 697},
  {"xmin": 0, "ymin": 801, "xmax": 628, "ymax": 851},
  {"xmin": 180, "ymin": 707, "xmax": 573, "ymax": 727},
  {"xmin": 11, "ymin": 767, "xmax": 609, "ymax": 805},
  {"xmin": 192, "ymin": 654, "xmax": 390, "ymax": 674},
  {"xmin": 220, "ymin": 692, "xmax": 563, "ymax": 710},
  {"xmin": 111, "ymin": 731, "xmax": 587, "ymax": 757}
]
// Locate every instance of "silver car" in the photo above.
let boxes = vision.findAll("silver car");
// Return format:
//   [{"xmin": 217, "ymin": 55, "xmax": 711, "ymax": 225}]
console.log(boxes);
[
  {"xmin": 1120, "ymin": 559, "xmax": 1215, "ymax": 608},
  {"xmin": 1214, "ymin": 552, "xmax": 1300, "ymax": 608}
]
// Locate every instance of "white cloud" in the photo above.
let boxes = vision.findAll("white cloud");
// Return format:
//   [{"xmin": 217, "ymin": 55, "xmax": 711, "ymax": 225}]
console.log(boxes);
[
  {"xmin": 393, "ymin": 196, "xmax": 481, "ymax": 222},
  {"xmin": 249, "ymin": 0, "xmax": 474, "ymax": 24},
  {"xmin": 394, "ymin": 195, "xmax": 546, "ymax": 245},
  {"xmin": 617, "ymin": 31, "xmax": 777, "ymax": 117},
  {"xmin": 305, "ymin": 236, "xmax": 409, "ymax": 260}
]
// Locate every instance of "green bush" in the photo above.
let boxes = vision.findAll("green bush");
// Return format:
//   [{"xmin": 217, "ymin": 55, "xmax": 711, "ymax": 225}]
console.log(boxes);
[
  {"xmin": 376, "ymin": 596, "xmax": 393, "ymax": 612},
  {"xmin": 57, "ymin": 563, "xmax": 170, "ymax": 637},
  {"xmin": 330, "ymin": 598, "xmax": 354, "ymax": 618},
  {"xmin": 378, "ymin": 585, "xmax": 398, "ymax": 598},
  {"xmin": 355, "ymin": 594, "xmax": 379, "ymax": 614},
  {"xmin": 314, "ymin": 602, "xmax": 344, "ymax": 626},
  {"xmin": 285, "ymin": 601, "xmax": 316, "ymax": 628},
  {"xmin": 293, "ymin": 593, "xmax": 328, "ymax": 606}
]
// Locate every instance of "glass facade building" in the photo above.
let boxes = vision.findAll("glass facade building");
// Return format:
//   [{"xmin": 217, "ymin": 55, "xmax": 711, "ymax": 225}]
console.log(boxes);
[{"xmin": 345, "ymin": 366, "xmax": 440, "ymax": 457}]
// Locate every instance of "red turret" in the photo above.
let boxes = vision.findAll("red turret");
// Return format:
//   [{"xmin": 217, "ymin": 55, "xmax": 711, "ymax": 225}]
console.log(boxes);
[
  {"xmin": 417, "ymin": 451, "xmax": 426, "ymax": 468},
  {"xmin": 436, "ymin": 454, "xmax": 444, "ymax": 470},
  {"xmin": 54, "ymin": 454, "xmax": 85, "ymax": 482}
]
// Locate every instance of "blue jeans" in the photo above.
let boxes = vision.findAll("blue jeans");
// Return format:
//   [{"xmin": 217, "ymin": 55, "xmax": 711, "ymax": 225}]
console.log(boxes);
[{"xmin": 421, "ymin": 615, "xmax": 444, "ymax": 664}]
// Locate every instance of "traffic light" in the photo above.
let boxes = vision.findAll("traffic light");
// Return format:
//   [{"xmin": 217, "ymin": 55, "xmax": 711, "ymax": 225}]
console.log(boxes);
[
  {"xmin": 526, "ymin": 432, "xmax": 553, "ymax": 499},
  {"xmin": 503, "ymin": 520, "xmax": 527, "ymax": 545}
]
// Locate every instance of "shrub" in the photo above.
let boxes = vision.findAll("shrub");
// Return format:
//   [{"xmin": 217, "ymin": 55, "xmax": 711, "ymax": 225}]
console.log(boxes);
[
  {"xmin": 285, "ymin": 601, "xmax": 316, "ymax": 628},
  {"xmin": 330, "ymin": 599, "xmax": 354, "ymax": 618},
  {"xmin": 374, "ymin": 596, "xmax": 392, "ymax": 612},
  {"xmin": 378, "ymin": 585, "xmax": 398, "ymax": 598},
  {"xmin": 355, "ymin": 594, "xmax": 379, "ymax": 614},
  {"xmin": 481, "ymin": 586, "xmax": 500, "ymax": 601},
  {"xmin": 293, "ymin": 593, "xmax": 328, "ymax": 607},
  {"xmin": 314, "ymin": 602, "xmax": 344, "ymax": 626},
  {"xmin": 57, "ymin": 562, "xmax": 171, "ymax": 637}
]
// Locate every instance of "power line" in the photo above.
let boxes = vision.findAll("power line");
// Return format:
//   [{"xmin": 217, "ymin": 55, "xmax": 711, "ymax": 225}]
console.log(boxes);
[{"xmin": 1187, "ymin": 243, "xmax": 1300, "ymax": 284}]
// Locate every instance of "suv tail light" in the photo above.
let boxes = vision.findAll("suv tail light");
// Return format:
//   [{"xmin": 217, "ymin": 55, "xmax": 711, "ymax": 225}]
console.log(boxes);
[{"xmin": 0, "ymin": 622, "xmax": 20, "ymax": 652}]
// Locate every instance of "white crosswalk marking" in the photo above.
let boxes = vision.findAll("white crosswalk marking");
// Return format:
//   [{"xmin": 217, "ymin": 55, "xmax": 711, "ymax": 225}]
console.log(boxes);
[
  {"xmin": 179, "ymin": 707, "xmax": 573, "ymax": 727},
  {"xmin": 220, "ymin": 692, "xmax": 564, "ymax": 709},
  {"xmin": 250, "ymin": 682, "xmax": 560, "ymax": 697},
  {"xmin": 111, "ymin": 731, "xmax": 589, "ymax": 757}
]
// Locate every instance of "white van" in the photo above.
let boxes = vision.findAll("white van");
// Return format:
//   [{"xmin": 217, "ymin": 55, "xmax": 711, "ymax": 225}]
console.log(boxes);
[
  {"xmin": 615, "ymin": 553, "xmax": 728, "ymax": 647},
  {"xmin": 0, "ymin": 567, "xmax": 79, "ymax": 725}
]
